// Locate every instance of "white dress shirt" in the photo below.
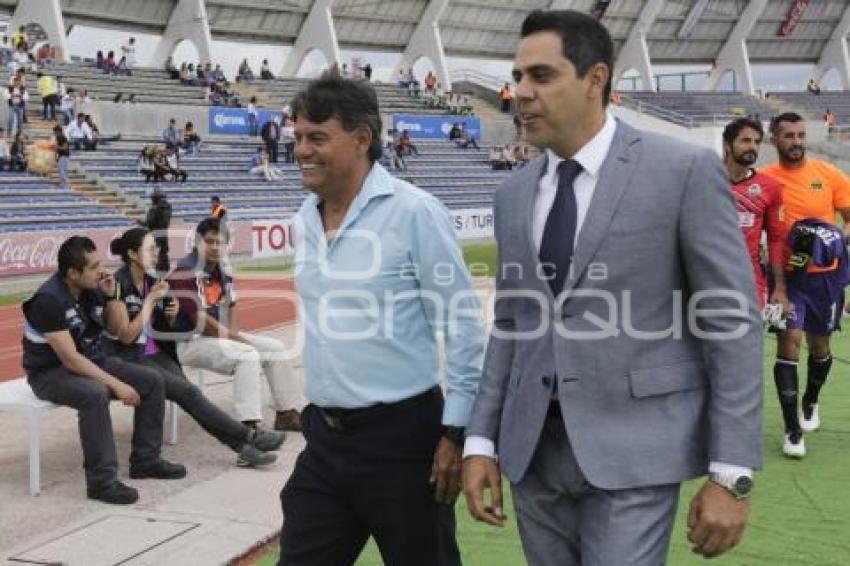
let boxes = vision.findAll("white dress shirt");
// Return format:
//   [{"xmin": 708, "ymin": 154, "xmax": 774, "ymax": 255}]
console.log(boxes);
[{"xmin": 463, "ymin": 113, "xmax": 752, "ymax": 480}]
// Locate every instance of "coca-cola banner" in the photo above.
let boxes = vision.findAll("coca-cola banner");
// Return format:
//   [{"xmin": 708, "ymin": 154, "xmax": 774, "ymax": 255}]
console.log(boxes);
[
  {"xmin": 779, "ymin": 0, "xmax": 811, "ymax": 37},
  {"xmin": 0, "ymin": 222, "xmax": 251, "ymax": 276}
]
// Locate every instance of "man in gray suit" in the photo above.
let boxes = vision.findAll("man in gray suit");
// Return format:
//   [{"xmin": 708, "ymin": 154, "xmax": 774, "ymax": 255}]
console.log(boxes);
[{"xmin": 462, "ymin": 10, "xmax": 763, "ymax": 565}]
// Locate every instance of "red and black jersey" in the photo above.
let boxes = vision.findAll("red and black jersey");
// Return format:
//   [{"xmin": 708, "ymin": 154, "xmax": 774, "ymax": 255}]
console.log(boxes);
[{"xmin": 730, "ymin": 169, "xmax": 785, "ymax": 292}]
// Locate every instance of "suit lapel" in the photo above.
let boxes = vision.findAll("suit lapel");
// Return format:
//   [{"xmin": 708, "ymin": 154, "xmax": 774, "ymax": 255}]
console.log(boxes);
[
  {"xmin": 522, "ymin": 155, "xmax": 548, "ymax": 261},
  {"xmin": 563, "ymin": 121, "xmax": 641, "ymax": 294}
]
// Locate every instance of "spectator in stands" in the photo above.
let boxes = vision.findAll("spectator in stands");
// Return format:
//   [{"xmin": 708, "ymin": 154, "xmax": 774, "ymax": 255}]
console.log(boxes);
[
  {"xmin": 11, "ymin": 44, "xmax": 30, "ymax": 74},
  {"xmin": 107, "ymin": 227, "xmax": 284, "ymax": 468},
  {"xmin": 58, "ymin": 90, "xmax": 74, "ymax": 125},
  {"xmin": 247, "ymin": 96, "xmax": 259, "ymax": 136},
  {"xmin": 237, "ymin": 58, "xmax": 254, "ymax": 82},
  {"xmin": 54, "ymin": 125, "xmax": 70, "ymax": 190},
  {"xmin": 138, "ymin": 146, "xmax": 158, "ymax": 182},
  {"xmin": 36, "ymin": 42, "xmax": 52, "ymax": 66},
  {"xmin": 807, "ymin": 78, "xmax": 821, "ymax": 95},
  {"xmin": 114, "ymin": 56, "xmax": 131, "ymax": 76},
  {"xmin": 448, "ymin": 122, "xmax": 462, "ymax": 141},
  {"xmin": 382, "ymin": 140, "xmax": 406, "ymax": 171},
  {"xmin": 151, "ymin": 148, "xmax": 172, "ymax": 181},
  {"xmin": 103, "ymin": 50, "xmax": 115, "ymax": 74},
  {"xmin": 126, "ymin": 94, "xmax": 138, "ymax": 104},
  {"xmin": 454, "ymin": 123, "xmax": 479, "ymax": 149},
  {"xmin": 406, "ymin": 68, "xmax": 418, "ymax": 87},
  {"xmin": 364, "ymin": 62, "xmax": 372, "ymax": 81},
  {"xmin": 341, "ymin": 63, "xmax": 351, "ymax": 79},
  {"xmin": 398, "ymin": 129, "xmax": 420, "ymax": 156},
  {"xmin": 164, "ymin": 148, "xmax": 188, "ymax": 182},
  {"xmin": 513, "ymin": 144, "xmax": 530, "ymax": 168},
  {"xmin": 825, "ymin": 108, "xmax": 837, "ymax": 135},
  {"xmin": 424, "ymin": 71, "xmax": 437, "ymax": 93},
  {"xmin": 11, "ymin": 26, "xmax": 26, "ymax": 50},
  {"xmin": 96, "ymin": 50, "xmax": 104, "ymax": 70},
  {"xmin": 113, "ymin": 92, "xmax": 124, "ymax": 103},
  {"xmin": 165, "ymin": 56, "xmax": 179, "ymax": 80},
  {"xmin": 282, "ymin": 116, "xmax": 296, "ymax": 163},
  {"xmin": 261, "ymin": 116, "xmax": 281, "ymax": 163},
  {"xmin": 261, "ymin": 59, "xmax": 274, "ymax": 80},
  {"xmin": 178, "ymin": 62, "xmax": 190, "ymax": 84},
  {"xmin": 145, "ymin": 189, "xmax": 172, "ymax": 272},
  {"xmin": 499, "ymin": 81, "xmax": 514, "ymax": 113},
  {"xmin": 165, "ymin": 218, "xmax": 302, "ymax": 431},
  {"xmin": 212, "ymin": 64, "xmax": 227, "ymax": 85},
  {"xmin": 181, "ymin": 121, "xmax": 201, "ymax": 155},
  {"xmin": 489, "ymin": 146, "xmax": 507, "ymax": 170},
  {"xmin": 459, "ymin": 94, "xmax": 474, "ymax": 115},
  {"xmin": 5, "ymin": 82, "xmax": 27, "ymax": 135},
  {"xmin": 397, "ymin": 69, "xmax": 407, "ymax": 87},
  {"xmin": 250, "ymin": 147, "xmax": 284, "ymax": 181},
  {"xmin": 66, "ymin": 113, "xmax": 97, "ymax": 150},
  {"xmin": 282, "ymin": 103, "xmax": 292, "ymax": 120},
  {"xmin": 121, "ymin": 37, "xmax": 136, "ymax": 69},
  {"xmin": 162, "ymin": 118, "xmax": 181, "ymax": 151},
  {"xmin": 0, "ymin": 36, "xmax": 13, "ymax": 66},
  {"xmin": 9, "ymin": 130, "xmax": 26, "ymax": 171},
  {"xmin": 0, "ymin": 128, "xmax": 9, "ymax": 170},
  {"xmin": 37, "ymin": 71, "xmax": 59, "ymax": 121}
]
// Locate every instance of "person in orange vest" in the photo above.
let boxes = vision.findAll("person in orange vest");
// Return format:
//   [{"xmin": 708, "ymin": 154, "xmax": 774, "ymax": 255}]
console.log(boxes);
[
  {"xmin": 210, "ymin": 196, "xmax": 229, "ymax": 243},
  {"xmin": 499, "ymin": 82, "xmax": 513, "ymax": 112}
]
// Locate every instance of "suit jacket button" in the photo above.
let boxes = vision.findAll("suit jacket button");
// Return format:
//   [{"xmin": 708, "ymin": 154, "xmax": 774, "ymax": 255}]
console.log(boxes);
[{"xmin": 542, "ymin": 375, "xmax": 551, "ymax": 387}]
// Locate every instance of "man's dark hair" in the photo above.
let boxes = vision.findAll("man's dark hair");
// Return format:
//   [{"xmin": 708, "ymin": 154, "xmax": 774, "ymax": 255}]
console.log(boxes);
[
  {"xmin": 521, "ymin": 10, "xmax": 614, "ymax": 105},
  {"xmin": 291, "ymin": 75, "xmax": 383, "ymax": 161},
  {"xmin": 58, "ymin": 236, "xmax": 96, "ymax": 277},
  {"xmin": 723, "ymin": 117, "xmax": 764, "ymax": 146},
  {"xmin": 770, "ymin": 112, "xmax": 804, "ymax": 135},
  {"xmin": 196, "ymin": 217, "xmax": 221, "ymax": 237},
  {"xmin": 210, "ymin": 195, "xmax": 220, "ymax": 203}
]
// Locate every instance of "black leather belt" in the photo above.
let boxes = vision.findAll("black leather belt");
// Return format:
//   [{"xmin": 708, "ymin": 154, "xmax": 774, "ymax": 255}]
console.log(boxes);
[{"xmin": 317, "ymin": 386, "xmax": 440, "ymax": 432}]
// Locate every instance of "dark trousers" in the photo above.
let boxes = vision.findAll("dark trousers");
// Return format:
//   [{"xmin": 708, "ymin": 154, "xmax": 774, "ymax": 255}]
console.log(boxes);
[
  {"xmin": 279, "ymin": 389, "xmax": 461, "ymax": 566},
  {"xmin": 72, "ymin": 138, "xmax": 97, "ymax": 151},
  {"xmin": 283, "ymin": 141, "xmax": 295, "ymax": 163},
  {"xmin": 27, "ymin": 356, "xmax": 165, "ymax": 489},
  {"xmin": 142, "ymin": 352, "xmax": 250, "ymax": 452},
  {"xmin": 265, "ymin": 139, "xmax": 279, "ymax": 163},
  {"xmin": 42, "ymin": 95, "xmax": 57, "ymax": 119}
]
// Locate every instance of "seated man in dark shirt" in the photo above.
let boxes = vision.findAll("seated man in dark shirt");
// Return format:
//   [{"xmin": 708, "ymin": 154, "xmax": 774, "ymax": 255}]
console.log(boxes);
[{"xmin": 21, "ymin": 236, "xmax": 186, "ymax": 505}]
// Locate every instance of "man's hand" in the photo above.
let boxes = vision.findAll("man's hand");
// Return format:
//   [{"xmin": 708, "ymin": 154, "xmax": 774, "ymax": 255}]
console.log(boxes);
[
  {"xmin": 769, "ymin": 289, "xmax": 791, "ymax": 315},
  {"xmin": 111, "ymin": 382, "xmax": 141, "ymax": 407},
  {"xmin": 463, "ymin": 455, "xmax": 507, "ymax": 527},
  {"xmin": 98, "ymin": 272, "xmax": 117, "ymax": 297},
  {"xmin": 687, "ymin": 480, "xmax": 750, "ymax": 558},
  {"xmin": 431, "ymin": 437, "xmax": 462, "ymax": 504}
]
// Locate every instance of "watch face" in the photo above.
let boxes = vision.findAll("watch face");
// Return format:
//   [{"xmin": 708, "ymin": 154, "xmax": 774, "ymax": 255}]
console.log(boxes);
[{"xmin": 734, "ymin": 476, "xmax": 754, "ymax": 496}]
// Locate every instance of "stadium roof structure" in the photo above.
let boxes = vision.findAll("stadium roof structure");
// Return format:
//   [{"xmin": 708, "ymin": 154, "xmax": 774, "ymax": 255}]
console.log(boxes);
[{"xmin": 2, "ymin": 0, "xmax": 850, "ymax": 93}]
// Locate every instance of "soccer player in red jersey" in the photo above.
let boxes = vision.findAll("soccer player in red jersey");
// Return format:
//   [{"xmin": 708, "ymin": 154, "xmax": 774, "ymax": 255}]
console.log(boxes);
[{"xmin": 722, "ymin": 117, "xmax": 787, "ymax": 310}]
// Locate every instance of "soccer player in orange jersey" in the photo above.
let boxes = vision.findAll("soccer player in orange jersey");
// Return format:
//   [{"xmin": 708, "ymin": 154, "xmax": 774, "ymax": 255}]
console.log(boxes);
[
  {"xmin": 722, "ymin": 117, "xmax": 786, "ymax": 310},
  {"xmin": 762, "ymin": 112, "xmax": 850, "ymax": 458}
]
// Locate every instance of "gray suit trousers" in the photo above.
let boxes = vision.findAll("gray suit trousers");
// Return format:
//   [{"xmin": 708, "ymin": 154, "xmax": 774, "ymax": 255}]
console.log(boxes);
[{"xmin": 512, "ymin": 411, "xmax": 680, "ymax": 566}]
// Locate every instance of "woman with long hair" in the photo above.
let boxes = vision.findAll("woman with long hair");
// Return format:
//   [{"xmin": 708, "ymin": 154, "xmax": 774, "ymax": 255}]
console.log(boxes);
[{"xmin": 107, "ymin": 227, "xmax": 284, "ymax": 468}]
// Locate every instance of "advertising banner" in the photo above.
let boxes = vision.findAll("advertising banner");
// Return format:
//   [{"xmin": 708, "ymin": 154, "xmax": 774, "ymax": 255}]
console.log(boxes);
[
  {"xmin": 391, "ymin": 114, "xmax": 482, "ymax": 140},
  {"xmin": 208, "ymin": 107, "xmax": 284, "ymax": 135}
]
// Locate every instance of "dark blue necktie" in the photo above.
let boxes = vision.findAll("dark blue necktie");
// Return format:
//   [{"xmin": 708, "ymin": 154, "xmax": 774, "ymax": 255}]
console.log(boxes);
[{"xmin": 540, "ymin": 160, "xmax": 582, "ymax": 296}]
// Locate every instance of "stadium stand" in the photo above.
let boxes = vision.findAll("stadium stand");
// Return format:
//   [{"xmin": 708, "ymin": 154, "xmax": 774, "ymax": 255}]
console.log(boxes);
[
  {"xmin": 766, "ymin": 91, "xmax": 850, "ymax": 123},
  {"xmin": 622, "ymin": 91, "xmax": 775, "ymax": 126},
  {"xmin": 73, "ymin": 135, "xmax": 504, "ymax": 225}
]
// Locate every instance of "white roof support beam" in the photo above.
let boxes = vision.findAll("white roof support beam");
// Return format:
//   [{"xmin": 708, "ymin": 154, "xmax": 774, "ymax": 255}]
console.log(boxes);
[
  {"xmin": 11, "ymin": 0, "xmax": 68, "ymax": 62},
  {"xmin": 702, "ymin": 0, "xmax": 767, "ymax": 95},
  {"xmin": 678, "ymin": 0, "xmax": 710, "ymax": 39},
  {"xmin": 612, "ymin": 0, "xmax": 664, "ymax": 91},
  {"xmin": 394, "ymin": 0, "xmax": 451, "ymax": 90},
  {"xmin": 281, "ymin": 0, "xmax": 340, "ymax": 78},
  {"xmin": 812, "ymin": 3, "xmax": 850, "ymax": 89},
  {"xmin": 150, "ymin": 0, "xmax": 213, "ymax": 67}
]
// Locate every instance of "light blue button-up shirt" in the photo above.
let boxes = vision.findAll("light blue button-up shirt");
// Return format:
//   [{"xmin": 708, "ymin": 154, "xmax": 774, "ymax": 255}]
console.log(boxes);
[{"xmin": 293, "ymin": 163, "xmax": 484, "ymax": 426}]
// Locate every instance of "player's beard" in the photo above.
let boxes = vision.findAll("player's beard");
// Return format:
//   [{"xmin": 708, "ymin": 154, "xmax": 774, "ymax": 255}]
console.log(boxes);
[
  {"xmin": 733, "ymin": 151, "xmax": 757, "ymax": 166},
  {"xmin": 780, "ymin": 145, "xmax": 805, "ymax": 163}
]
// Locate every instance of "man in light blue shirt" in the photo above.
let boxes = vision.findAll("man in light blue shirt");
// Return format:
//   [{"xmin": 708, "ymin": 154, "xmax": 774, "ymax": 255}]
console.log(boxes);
[{"xmin": 278, "ymin": 75, "xmax": 484, "ymax": 566}]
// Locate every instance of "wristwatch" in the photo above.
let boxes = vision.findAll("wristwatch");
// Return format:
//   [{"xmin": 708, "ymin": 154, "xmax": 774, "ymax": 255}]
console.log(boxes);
[
  {"xmin": 709, "ymin": 471, "xmax": 753, "ymax": 500},
  {"xmin": 441, "ymin": 426, "xmax": 465, "ymax": 446}
]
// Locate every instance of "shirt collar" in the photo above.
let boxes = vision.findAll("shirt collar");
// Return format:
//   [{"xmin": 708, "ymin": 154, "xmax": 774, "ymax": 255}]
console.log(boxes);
[
  {"xmin": 305, "ymin": 161, "xmax": 396, "ymax": 215},
  {"xmin": 545, "ymin": 113, "xmax": 617, "ymax": 179}
]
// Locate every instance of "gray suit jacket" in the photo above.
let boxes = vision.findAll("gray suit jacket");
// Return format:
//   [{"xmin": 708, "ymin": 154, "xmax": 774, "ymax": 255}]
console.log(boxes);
[{"xmin": 467, "ymin": 120, "xmax": 763, "ymax": 489}]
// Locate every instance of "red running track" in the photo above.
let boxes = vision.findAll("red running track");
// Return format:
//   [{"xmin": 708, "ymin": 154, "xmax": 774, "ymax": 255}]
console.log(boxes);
[{"xmin": 0, "ymin": 277, "xmax": 297, "ymax": 382}]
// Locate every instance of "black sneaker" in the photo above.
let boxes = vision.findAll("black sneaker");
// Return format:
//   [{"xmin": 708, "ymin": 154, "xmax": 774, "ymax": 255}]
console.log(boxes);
[
  {"xmin": 251, "ymin": 428, "xmax": 285, "ymax": 452},
  {"xmin": 236, "ymin": 444, "xmax": 278, "ymax": 468},
  {"xmin": 129, "ymin": 459, "xmax": 187, "ymax": 480},
  {"xmin": 87, "ymin": 480, "xmax": 139, "ymax": 505}
]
